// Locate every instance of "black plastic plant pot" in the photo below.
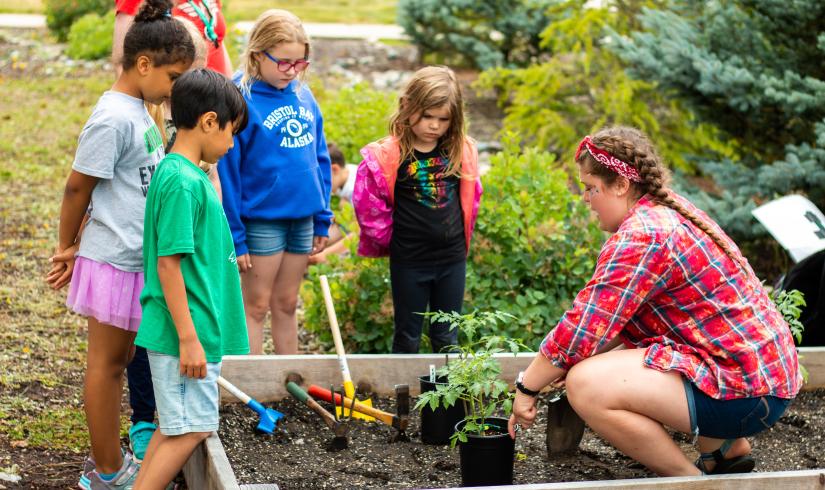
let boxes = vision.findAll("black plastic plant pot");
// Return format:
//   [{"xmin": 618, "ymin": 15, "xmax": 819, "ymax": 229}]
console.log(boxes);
[
  {"xmin": 455, "ymin": 416, "xmax": 515, "ymax": 487},
  {"xmin": 418, "ymin": 375, "xmax": 466, "ymax": 445}
]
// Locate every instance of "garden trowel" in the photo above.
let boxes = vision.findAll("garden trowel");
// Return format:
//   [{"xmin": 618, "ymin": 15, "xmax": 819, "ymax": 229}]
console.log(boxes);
[
  {"xmin": 545, "ymin": 389, "xmax": 584, "ymax": 455},
  {"xmin": 319, "ymin": 275, "xmax": 375, "ymax": 421},
  {"xmin": 218, "ymin": 376, "xmax": 284, "ymax": 434}
]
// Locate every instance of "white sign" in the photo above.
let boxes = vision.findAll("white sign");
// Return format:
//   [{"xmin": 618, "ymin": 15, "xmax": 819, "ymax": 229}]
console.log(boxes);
[{"xmin": 752, "ymin": 194, "xmax": 825, "ymax": 263}]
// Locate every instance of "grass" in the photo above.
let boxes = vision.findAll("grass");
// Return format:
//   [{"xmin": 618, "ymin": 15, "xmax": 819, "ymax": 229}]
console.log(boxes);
[
  {"xmin": 0, "ymin": 73, "xmax": 112, "ymax": 456},
  {"xmin": 223, "ymin": 0, "xmax": 397, "ymax": 23},
  {"xmin": 0, "ymin": 0, "xmax": 398, "ymax": 24},
  {"xmin": 0, "ymin": 0, "xmax": 42, "ymax": 14}
]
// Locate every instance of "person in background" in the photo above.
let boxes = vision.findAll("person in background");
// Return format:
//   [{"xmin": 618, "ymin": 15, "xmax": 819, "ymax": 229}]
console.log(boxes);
[
  {"xmin": 352, "ymin": 66, "xmax": 483, "ymax": 354},
  {"xmin": 219, "ymin": 9, "xmax": 332, "ymax": 355},
  {"xmin": 308, "ymin": 142, "xmax": 356, "ymax": 265}
]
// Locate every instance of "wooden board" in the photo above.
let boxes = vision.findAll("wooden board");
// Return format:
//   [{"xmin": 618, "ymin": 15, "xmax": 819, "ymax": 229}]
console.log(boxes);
[
  {"xmin": 432, "ymin": 469, "xmax": 825, "ymax": 489},
  {"xmin": 217, "ymin": 348, "xmax": 825, "ymax": 403},
  {"xmin": 801, "ymin": 347, "xmax": 825, "ymax": 389},
  {"xmin": 218, "ymin": 352, "xmax": 535, "ymax": 402},
  {"xmin": 182, "ymin": 432, "xmax": 239, "ymax": 490}
]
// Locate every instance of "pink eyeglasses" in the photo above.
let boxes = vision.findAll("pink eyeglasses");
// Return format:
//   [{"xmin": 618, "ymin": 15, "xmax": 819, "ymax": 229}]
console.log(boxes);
[{"xmin": 262, "ymin": 51, "xmax": 310, "ymax": 73}]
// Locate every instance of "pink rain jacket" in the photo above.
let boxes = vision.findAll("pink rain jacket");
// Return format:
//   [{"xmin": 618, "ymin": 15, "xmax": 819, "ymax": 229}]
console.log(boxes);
[{"xmin": 352, "ymin": 136, "xmax": 483, "ymax": 257}]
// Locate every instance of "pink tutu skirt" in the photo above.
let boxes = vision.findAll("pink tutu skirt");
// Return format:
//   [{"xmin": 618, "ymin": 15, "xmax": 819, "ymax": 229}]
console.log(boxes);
[{"xmin": 67, "ymin": 256, "xmax": 144, "ymax": 332}]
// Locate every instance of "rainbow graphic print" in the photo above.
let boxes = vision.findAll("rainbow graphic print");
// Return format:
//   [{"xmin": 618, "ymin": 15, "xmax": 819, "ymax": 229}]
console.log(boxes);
[{"xmin": 400, "ymin": 154, "xmax": 457, "ymax": 210}]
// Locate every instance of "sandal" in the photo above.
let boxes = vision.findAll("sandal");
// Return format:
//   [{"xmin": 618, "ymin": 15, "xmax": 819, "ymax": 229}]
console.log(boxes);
[{"xmin": 695, "ymin": 439, "xmax": 755, "ymax": 475}]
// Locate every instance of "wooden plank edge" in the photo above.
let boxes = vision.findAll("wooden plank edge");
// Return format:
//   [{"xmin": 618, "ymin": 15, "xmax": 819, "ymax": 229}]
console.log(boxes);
[
  {"xmin": 183, "ymin": 431, "xmax": 240, "ymax": 490},
  {"xmin": 422, "ymin": 469, "xmax": 825, "ymax": 489},
  {"xmin": 218, "ymin": 348, "xmax": 825, "ymax": 402}
]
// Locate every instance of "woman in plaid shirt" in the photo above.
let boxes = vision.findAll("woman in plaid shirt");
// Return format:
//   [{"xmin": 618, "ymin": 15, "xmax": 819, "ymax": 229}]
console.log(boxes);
[{"xmin": 510, "ymin": 127, "xmax": 801, "ymax": 476}]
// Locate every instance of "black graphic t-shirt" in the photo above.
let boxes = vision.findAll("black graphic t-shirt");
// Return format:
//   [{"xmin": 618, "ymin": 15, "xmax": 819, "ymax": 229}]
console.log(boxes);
[{"xmin": 390, "ymin": 146, "xmax": 465, "ymax": 265}]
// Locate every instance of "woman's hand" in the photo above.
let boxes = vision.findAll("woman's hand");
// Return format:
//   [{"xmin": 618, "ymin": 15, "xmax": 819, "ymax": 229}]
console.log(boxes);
[
  {"xmin": 46, "ymin": 244, "xmax": 79, "ymax": 289},
  {"xmin": 310, "ymin": 236, "xmax": 328, "ymax": 256},
  {"xmin": 237, "ymin": 253, "xmax": 252, "ymax": 273},
  {"xmin": 508, "ymin": 391, "xmax": 539, "ymax": 439}
]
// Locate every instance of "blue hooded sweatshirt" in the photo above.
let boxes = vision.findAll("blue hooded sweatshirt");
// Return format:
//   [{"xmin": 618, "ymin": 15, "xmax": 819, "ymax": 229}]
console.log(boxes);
[{"xmin": 218, "ymin": 78, "xmax": 332, "ymax": 256}]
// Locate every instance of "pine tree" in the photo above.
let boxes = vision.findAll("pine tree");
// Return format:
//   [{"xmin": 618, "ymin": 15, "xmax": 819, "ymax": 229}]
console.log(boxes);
[
  {"xmin": 476, "ymin": 0, "xmax": 729, "ymax": 172},
  {"xmin": 397, "ymin": 0, "xmax": 555, "ymax": 69},
  {"xmin": 613, "ymin": 1, "xmax": 825, "ymax": 253}
]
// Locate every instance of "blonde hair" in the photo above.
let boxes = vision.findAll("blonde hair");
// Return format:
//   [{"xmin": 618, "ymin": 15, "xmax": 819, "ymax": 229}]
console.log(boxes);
[
  {"xmin": 390, "ymin": 66, "xmax": 466, "ymax": 177},
  {"xmin": 239, "ymin": 9, "xmax": 309, "ymax": 95},
  {"xmin": 576, "ymin": 126, "xmax": 749, "ymax": 271}
]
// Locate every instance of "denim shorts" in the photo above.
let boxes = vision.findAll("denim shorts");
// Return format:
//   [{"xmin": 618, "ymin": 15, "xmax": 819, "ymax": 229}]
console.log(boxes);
[
  {"xmin": 148, "ymin": 350, "xmax": 222, "ymax": 436},
  {"xmin": 244, "ymin": 217, "xmax": 313, "ymax": 255},
  {"xmin": 683, "ymin": 377, "xmax": 792, "ymax": 439}
]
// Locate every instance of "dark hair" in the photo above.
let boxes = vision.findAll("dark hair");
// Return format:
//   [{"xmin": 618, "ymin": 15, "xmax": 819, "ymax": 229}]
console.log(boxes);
[
  {"xmin": 171, "ymin": 69, "xmax": 248, "ymax": 134},
  {"xmin": 327, "ymin": 142, "xmax": 345, "ymax": 167},
  {"xmin": 576, "ymin": 126, "xmax": 749, "ymax": 271},
  {"xmin": 122, "ymin": 0, "xmax": 196, "ymax": 69}
]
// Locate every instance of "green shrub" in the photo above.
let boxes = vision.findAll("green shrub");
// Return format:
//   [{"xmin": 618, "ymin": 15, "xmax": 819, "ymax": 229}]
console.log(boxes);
[
  {"xmin": 300, "ymin": 201, "xmax": 395, "ymax": 353},
  {"xmin": 46, "ymin": 0, "xmax": 110, "ymax": 42},
  {"xmin": 464, "ymin": 136, "xmax": 603, "ymax": 347},
  {"xmin": 300, "ymin": 136, "xmax": 604, "ymax": 352},
  {"xmin": 320, "ymin": 83, "xmax": 395, "ymax": 164},
  {"xmin": 67, "ymin": 11, "xmax": 114, "ymax": 61}
]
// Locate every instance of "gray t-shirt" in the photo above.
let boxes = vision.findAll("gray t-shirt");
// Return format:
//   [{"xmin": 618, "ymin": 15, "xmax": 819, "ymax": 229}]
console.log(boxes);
[{"xmin": 74, "ymin": 91, "xmax": 165, "ymax": 272}]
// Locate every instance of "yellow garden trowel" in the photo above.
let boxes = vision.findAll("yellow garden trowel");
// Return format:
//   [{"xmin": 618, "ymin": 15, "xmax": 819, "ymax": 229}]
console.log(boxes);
[{"xmin": 320, "ymin": 275, "xmax": 375, "ymax": 421}]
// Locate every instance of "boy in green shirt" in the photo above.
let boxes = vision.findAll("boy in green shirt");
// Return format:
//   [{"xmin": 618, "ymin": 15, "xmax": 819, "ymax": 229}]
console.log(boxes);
[{"xmin": 134, "ymin": 68, "xmax": 249, "ymax": 490}]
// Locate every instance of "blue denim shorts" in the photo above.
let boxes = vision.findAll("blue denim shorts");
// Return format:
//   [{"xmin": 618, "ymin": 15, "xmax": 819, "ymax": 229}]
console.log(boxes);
[
  {"xmin": 148, "ymin": 350, "xmax": 222, "ymax": 436},
  {"xmin": 244, "ymin": 217, "xmax": 313, "ymax": 255},
  {"xmin": 682, "ymin": 377, "xmax": 792, "ymax": 439}
]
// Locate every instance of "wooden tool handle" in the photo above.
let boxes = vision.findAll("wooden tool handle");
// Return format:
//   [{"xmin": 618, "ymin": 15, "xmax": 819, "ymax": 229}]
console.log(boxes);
[
  {"xmin": 308, "ymin": 385, "xmax": 396, "ymax": 427},
  {"xmin": 287, "ymin": 382, "xmax": 337, "ymax": 430},
  {"xmin": 320, "ymin": 275, "xmax": 352, "ymax": 388}
]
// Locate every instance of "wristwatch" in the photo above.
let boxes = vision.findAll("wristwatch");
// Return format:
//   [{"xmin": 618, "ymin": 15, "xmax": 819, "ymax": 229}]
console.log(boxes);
[{"xmin": 515, "ymin": 371, "xmax": 540, "ymax": 397}]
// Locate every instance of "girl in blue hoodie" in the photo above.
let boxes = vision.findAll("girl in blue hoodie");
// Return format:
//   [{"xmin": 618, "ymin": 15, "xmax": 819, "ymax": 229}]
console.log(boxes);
[{"xmin": 218, "ymin": 9, "xmax": 332, "ymax": 354}]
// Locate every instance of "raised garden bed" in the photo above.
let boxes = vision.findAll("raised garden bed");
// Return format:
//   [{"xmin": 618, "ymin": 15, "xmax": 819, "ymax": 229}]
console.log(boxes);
[{"xmin": 183, "ymin": 348, "xmax": 825, "ymax": 489}]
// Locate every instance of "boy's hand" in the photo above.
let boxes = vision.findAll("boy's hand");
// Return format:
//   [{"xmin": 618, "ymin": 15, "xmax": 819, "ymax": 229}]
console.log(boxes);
[
  {"xmin": 179, "ymin": 337, "xmax": 207, "ymax": 379},
  {"xmin": 237, "ymin": 253, "xmax": 252, "ymax": 273},
  {"xmin": 46, "ymin": 244, "xmax": 79, "ymax": 289},
  {"xmin": 310, "ymin": 236, "xmax": 328, "ymax": 256}
]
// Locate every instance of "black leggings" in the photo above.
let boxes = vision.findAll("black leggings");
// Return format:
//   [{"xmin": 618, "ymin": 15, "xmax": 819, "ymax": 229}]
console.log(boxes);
[
  {"xmin": 389, "ymin": 260, "xmax": 466, "ymax": 353},
  {"xmin": 127, "ymin": 346, "xmax": 156, "ymax": 425}
]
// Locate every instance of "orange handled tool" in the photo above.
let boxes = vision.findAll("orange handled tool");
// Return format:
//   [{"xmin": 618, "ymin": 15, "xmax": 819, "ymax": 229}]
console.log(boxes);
[{"xmin": 308, "ymin": 384, "xmax": 408, "ymax": 432}]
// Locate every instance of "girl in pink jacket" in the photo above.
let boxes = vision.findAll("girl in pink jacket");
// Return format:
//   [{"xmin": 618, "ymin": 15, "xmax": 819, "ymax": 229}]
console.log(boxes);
[{"xmin": 352, "ymin": 66, "xmax": 482, "ymax": 353}]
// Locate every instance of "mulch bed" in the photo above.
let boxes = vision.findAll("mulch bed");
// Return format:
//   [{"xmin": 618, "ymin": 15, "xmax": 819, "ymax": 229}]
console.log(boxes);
[{"xmin": 219, "ymin": 389, "xmax": 825, "ymax": 488}]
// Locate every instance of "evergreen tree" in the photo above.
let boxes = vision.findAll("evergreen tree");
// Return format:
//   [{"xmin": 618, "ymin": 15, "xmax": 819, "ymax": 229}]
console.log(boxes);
[
  {"xmin": 476, "ymin": 0, "xmax": 729, "ymax": 172},
  {"xmin": 613, "ymin": 1, "xmax": 825, "ymax": 263},
  {"xmin": 397, "ymin": 0, "xmax": 555, "ymax": 69}
]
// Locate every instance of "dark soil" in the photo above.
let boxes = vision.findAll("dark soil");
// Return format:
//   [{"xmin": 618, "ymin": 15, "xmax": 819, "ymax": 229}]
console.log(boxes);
[{"xmin": 220, "ymin": 389, "xmax": 825, "ymax": 489}]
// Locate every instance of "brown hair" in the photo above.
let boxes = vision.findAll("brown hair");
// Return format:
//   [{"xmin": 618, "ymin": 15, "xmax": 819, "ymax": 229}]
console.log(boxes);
[
  {"xmin": 576, "ymin": 126, "xmax": 748, "ymax": 271},
  {"xmin": 239, "ymin": 9, "xmax": 309, "ymax": 95},
  {"xmin": 390, "ymin": 66, "xmax": 466, "ymax": 177},
  {"xmin": 327, "ymin": 142, "xmax": 345, "ymax": 167}
]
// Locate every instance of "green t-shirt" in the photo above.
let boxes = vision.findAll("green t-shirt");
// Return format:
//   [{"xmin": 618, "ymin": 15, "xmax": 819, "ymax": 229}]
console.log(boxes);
[{"xmin": 137, "ymin": 153, "xmax": 249, "ymax": 361}]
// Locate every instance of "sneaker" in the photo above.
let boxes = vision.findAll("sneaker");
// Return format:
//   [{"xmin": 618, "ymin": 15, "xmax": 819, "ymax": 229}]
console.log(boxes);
[
  {"xmin": 87, "ymin": 451, "xmax": 140, "ymax": 490},
  {"xmin": 128, "ymin": 421, "xmax": 157, "ymax": 462},
  {"xmin": 78, "ymin": 456, "xmax": 95, "ymax": 490}
]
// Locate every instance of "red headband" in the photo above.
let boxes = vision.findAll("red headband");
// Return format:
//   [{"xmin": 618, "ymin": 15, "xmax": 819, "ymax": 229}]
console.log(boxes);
[{"xmin": 575, "ymin": 136, "xmax": 641, "ymax": 183}]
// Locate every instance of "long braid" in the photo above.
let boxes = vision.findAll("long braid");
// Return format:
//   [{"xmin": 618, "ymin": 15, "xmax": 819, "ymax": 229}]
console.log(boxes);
[{"xmin": 582, "ymin": 127, "xmax": 750, "ymax": 272}]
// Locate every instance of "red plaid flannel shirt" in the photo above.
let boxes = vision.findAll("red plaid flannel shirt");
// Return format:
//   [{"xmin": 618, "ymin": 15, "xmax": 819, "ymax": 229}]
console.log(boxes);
[{"xmin": 541, "ymin": 194, "xmax": 801, "ymax": 400}]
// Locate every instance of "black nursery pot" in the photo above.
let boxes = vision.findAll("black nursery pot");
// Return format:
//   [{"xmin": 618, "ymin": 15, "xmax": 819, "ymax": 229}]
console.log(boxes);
[
  {"xmin": 455, "ymin": 416, "xmax": 515, "ymax": 487},
  {"xmin": 418, "ymin": 375, "xmax": 466, "ymax": 445}
]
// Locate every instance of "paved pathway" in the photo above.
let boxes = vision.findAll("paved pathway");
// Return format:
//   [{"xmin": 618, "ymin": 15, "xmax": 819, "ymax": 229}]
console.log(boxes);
[{"xmin": 0, "ymin": 14, "xmax": 407, "ymax": 40}]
